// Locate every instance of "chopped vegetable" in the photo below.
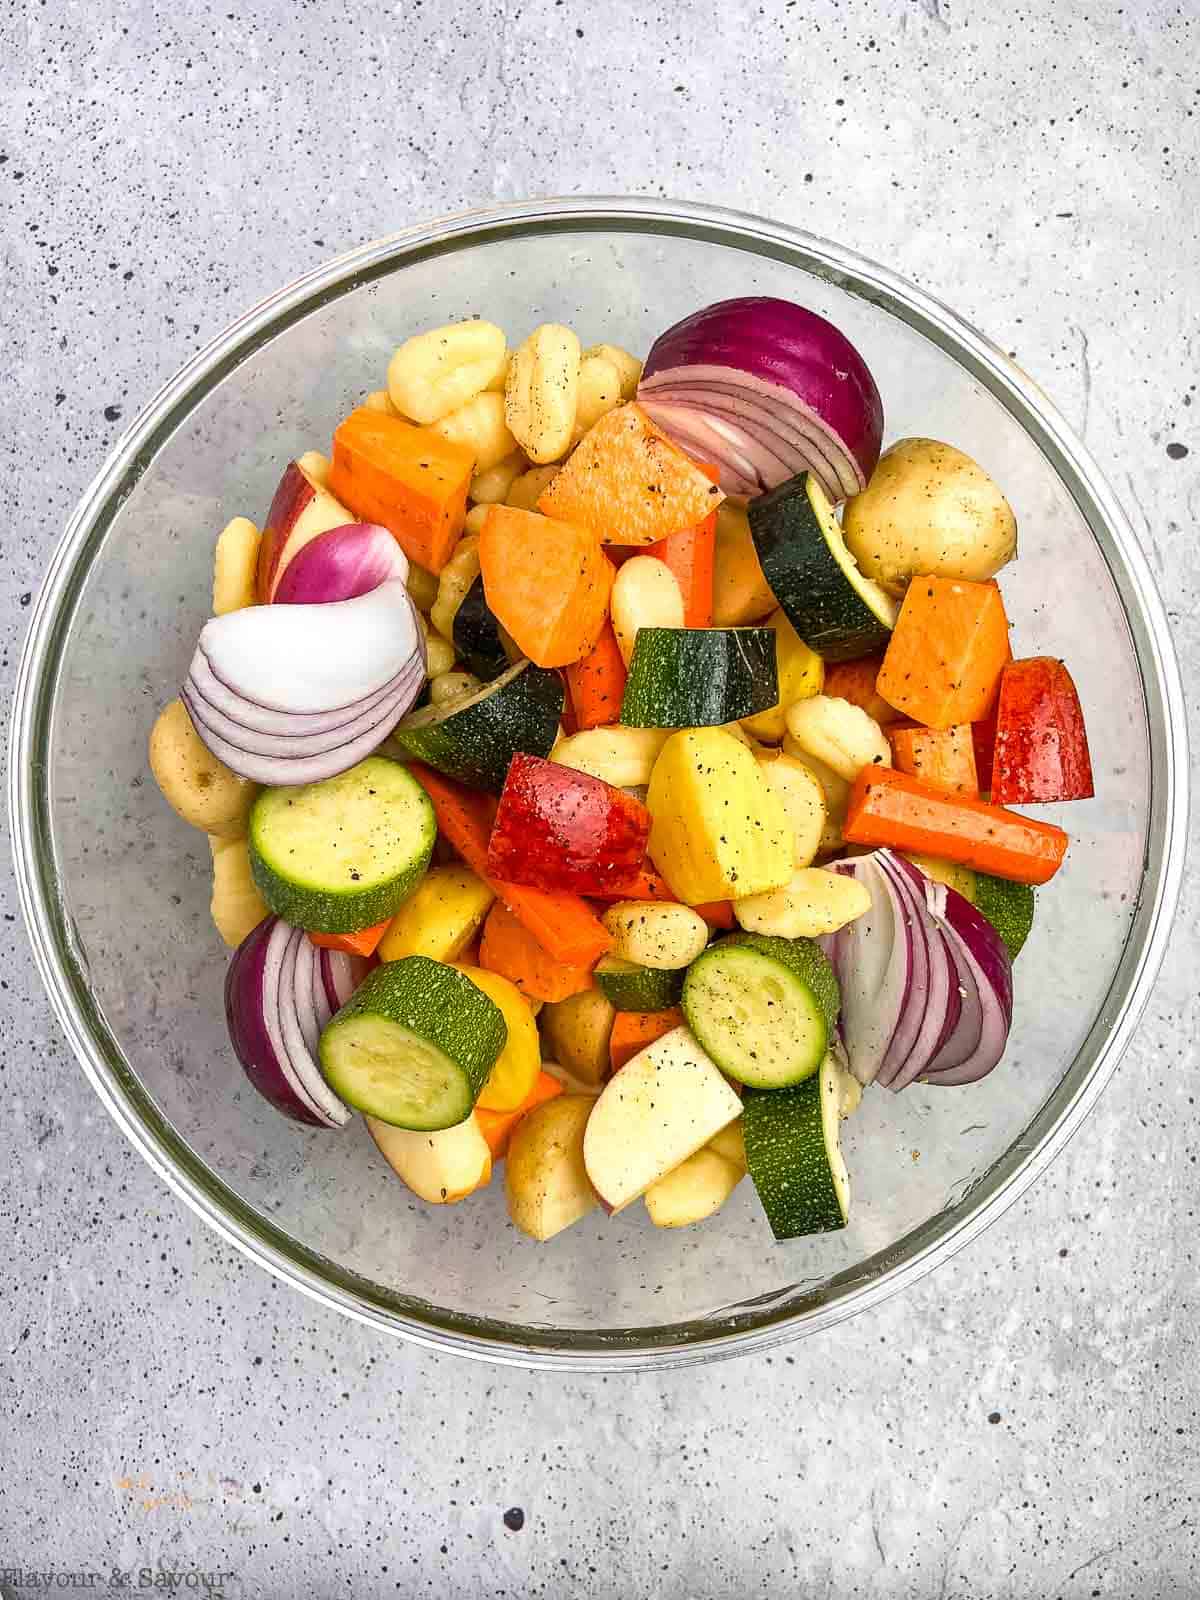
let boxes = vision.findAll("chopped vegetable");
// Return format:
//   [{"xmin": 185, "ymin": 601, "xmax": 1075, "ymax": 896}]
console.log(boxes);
[
  {"xmin": 683, "ymin": 932, "xmax": 838, "ymax": 1088},
  {"xmin": 486, "ymin": 753, "xmax": 652, "ymax": 897},
  {"xmin": 250, "ymin": 758, "xmax": 435, "ymax": 934},
  {"xmin": 608, "ymin": 1007, "xmax": 684, "ymax": 1071},
  {"xmin": 843, "ymin": 767, "xmax": 1069, "ymax": 885},
  {"xmin": 309, "ymin": 919, "xmax": 392, "ymax": 959},
  {"xmin": 457, "ymin": 965, "xmax": 542, "ymax": 1113},
  {"xmin": 644, "ymin": 460, "xmax": 721, "ymax": 625},
  {"xmin": 367, "ymin": 1114, "xmax": 493, "ymax": 1204},
  {"xmin": 583, "ymin": 1026, "xmax": 742, "ymax": 1211},
  {"xmin": 540, "ymin": 988, "xmax": 616, "ymax": 1085},
  {"xmin": 537, "ymin": 402, "xmax": 724, "ymax": 545},
  {"xmin": 741, "ymin": 609, "xmax": 824, "ymax": 743},
  {"xmin": 599, "ymin": 900, "xmax": 709, "ymax": 970},
  {"xmin": 256, "ymin": 457, "xmax": 356, "ymax": 602},
  {"xmin": 785, "ymin": 693, "xmax": 891, "ymax": 782},
  {"xmin": 620, "ymin": 627, "xmax": 778, "ymax": 728},
  {"xmin": 733, "ymin": 865, "xmax": 872, "ymax": 940},
  {"xmin": 392, "ymin": 659, "xmax": 564, "ymax": 793},
  {"xmin": 478, "ymin": 900, "xmax": 595, "ymax": 1004},
  {"xmin": 319, "ymin": 955, "xmax": 507, "ymax": 1130},
  {"xmin": 743, "ymin": 1053, "xmax": 853, "ymax": 1239},
  {"xmin": 842, "ymin": 437, "xmax": 1017, "ymax": 595},
  {"xmin": 990, "ymin": 657, "xmax": 1094, "ymax": 805},
  {"xmin": 505, "ymin": 1094, "xmax": 597, "ymax": 1239},
  {"xmin": 644, "ymin": 1145, "xmax": 742, "ymax": 1228},
  {"xmin": 593, "ymin": 956, "xmax": 685, "ymax": 1013},
  {"xmin": 972, "ymin": 872, "xmax": 1036, "ymax": 961},
  {"xmin": 972, "ymin": 708, "xmax": 999, "ymax": 794},
  {"xmin": 610, "ymin": 554, "xmax": 686, "ymax": 665},
  {"xmin": 478, "ymin": 505, "xmax": 613, "ymax": 667},
  {"xmin": 213, "ymin": 516, "xmax": 260, "ymax": 615},
  {"xmin": 563, "ymin": 623, "xmax": 629, "ymax": 730},
  {"xmin": 476, "ymin": 1070, "xmax": 565, "ymax": 1160},
  {"xmin": 273, "ymin": 521, "xmax": 409, "ymax": 605},
  {"xmin": 551, "ymin": 725, "xmax": 670, "ymax": 789},
  {"xmin": 209, "ymin": 835, "xmax": 271, "ymax": 947},
  {"xmin": 377, "ymin": 864, "xmax": 494, "ymax": 964},
  {"xmin": 889, "ymin": 722, "xmax": 980, "ymax": 798},
  {"xmin": 149, "ymin": 699, "xmax": 257, "ymax": 838},
  {"xmin": 646, "ymin": 727, "xmax": 794, "ymax": 903},
  {"xmin": 712, "ymin": 501, "xmax": 776, "ymax": 625},
  {"xmin": 876, "ymin": 576, "xmax": 1011, "ymax": 729},
  {"xmin": 822, "ymin": 654, "xmax": 902, "ymax": 726},
  {"xmin": 451, "ymin": 574, "xmax": 512, "ymax": 682},
  {"xmin": 327, "ymin": 405, "xmax": 475, "ymax": 574},
  {"xmin": 407, "ymin": 763, "xmax": 613, "ymax": 967},
  {"xmin": 638, "ymin": 297, "xmax": 883, "ymax": 501},
  {"xmin": 756, "ymin": 752, "xmax": 827, "ymax": 868}
]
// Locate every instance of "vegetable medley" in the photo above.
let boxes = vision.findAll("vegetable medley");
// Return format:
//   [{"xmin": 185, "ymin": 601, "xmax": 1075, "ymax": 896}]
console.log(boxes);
[{"xmin": 149, "ymin": 297, "xmax": 1095, "ymax": 1243}]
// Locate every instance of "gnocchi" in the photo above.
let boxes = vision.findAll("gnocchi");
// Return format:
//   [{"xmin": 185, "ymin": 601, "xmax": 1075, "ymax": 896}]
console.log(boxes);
[
  {"xmin": 610, "ymin": 555, "xmax": 685, "ymax": 665},
  {"xmin": 431, "ymin": 390, "xmax": 518, "ymax": 474},
  {"xmin": 469, "ymin": 452, "xmax": 525, "ymax": 505},
  {"xmin": 600, "ymin": 901, "xmax": 709, "ymax": 970},
  {"xmin": 405, "ymin": 562, "xmax": 439, "ymax": 615},
  {"xmin": 387, "ymin": 319, "xmax": 508, "ymax": 424},
  {"xmin": 362, "ymin": 388, "xmax": 400, "ymax": 416},
  {"xmin": 785, "ymin": 695, "xmax": 892, "ymax": 782},
  {"xmin": 295, "ymin": 449, "xmax": 332, "ymax": 487},
  {"xmin": 571, "ymin": 353, "xmax": 623, "ymax": 442},
  {"xmin": 211, "ymin": 516, "xmax": 260, "ymax": 616},
  {"xmin": 583, "ymin": 342, "xmax": 643, "ymax": 399},
  {"xmin": 430, "ymin": 535, "xmax": 481, "ymax": 640},
  {"xmin": 551, "ymin": 725, "xmax": 670, "ymax": 790},
  {"xmin": 504, "ymin": 323, "xmax": 581, "ymax": 463},
  {"xmin": 734, "ymin": 866, "xmax": 871, "ymax": 940},
  {"xmin": 504, "ymin": 464, "xmax": 561, "ymax": 511},
  {"xmin": 149, "ymin": 700, "xmax": 257, "ymax": 838},
  {"xmin": 429, "ymin": 670, "xmax": 482, "ymax": 707}
]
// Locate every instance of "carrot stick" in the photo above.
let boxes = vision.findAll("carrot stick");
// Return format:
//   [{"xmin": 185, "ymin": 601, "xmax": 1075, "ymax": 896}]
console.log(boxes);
[
  {"xmin": 475, "ymin": 1071, "xmax": 564, "ymax": 1160},
  {"xmin": 308, "ymin": 920, "xmax": 391, "ymax": 959},
  {"xmin": 479, "ymin": 900, "xmax": 595, "ymax": 1003},
  {"xmin": 843, "ymin": 766, "xmax": 1068, "ymax": 885},
  {"xmin": 609, "ymin": 1008, "xmax": 684, "ymax": 1071},
  {"xmin": 888, "ymin": 723, "xmax": 980, "ymax": 799},
  {"xmin": 564, "ymin": 622, "xmax": 627, "ymax": 731},
  {"xmin": 407, "ymin": 763, "xmax": 613, "ymax": 967},
  {"xmin": 645, "ymin": 461, "xmax": 720, "ymax": 626}
]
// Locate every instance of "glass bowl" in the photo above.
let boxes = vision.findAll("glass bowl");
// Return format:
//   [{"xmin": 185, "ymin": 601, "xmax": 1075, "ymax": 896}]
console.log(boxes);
[{"xmin": 10, "ymin": 198, "xmax": 1188, "ymax": 1370}]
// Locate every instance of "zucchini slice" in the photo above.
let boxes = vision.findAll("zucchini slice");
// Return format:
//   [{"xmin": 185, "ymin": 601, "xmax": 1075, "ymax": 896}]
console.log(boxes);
[
  {"xmin": 681, "ymin": 932, "xmax": 838, "ymax": 1088},
  {"xmin": 249, "ymin": 756, "xmax": 435, "ymax": 934},
  {"xmin": 451, "ymin": 573, "xmax": 510, "ymax": 682},
  {"xmin": 743, "ymin": 1051, "xmax": 852, "ymax": 1240},
  {"xmin": 620, "ymin": 627, "xmax": 778, "ymax": 728},
  {"xmin": 391, "ymin": 658, "xmax": 564, "ymax": 792},
  {"xmin": 749, "ymin": 472, "xmax": 897, "ymax": 663},
  {"xmin": 320, "ymin": 956, "xmax": 507, "ymax": 1129},
  {"xmin": 594, "ymin": 955, "xmax": 685, "ymax": 1013}
]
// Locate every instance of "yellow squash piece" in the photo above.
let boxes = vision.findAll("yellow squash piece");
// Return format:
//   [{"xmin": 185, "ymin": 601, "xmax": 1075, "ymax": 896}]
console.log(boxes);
[
  {"xmin": 378, "ymin": 865, "xmax": 494, "ymax": 964},
  {"xmin": 646, "ymin": 728, "xmax": 794, "ymax": 904},
  {"xmin": 456, "ymin": 965, "xmax": 541, "ymax": 1112},
  {"xmin": 741, "ymin": 608, "xmax": 825, "ymax": 743}
]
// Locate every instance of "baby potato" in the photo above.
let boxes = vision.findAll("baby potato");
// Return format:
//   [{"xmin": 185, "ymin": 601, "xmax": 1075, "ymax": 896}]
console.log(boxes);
[
  {"xmin": 149, "ymin": 700, "xmax": 257, "ymax": 837},
  {"xmin": 539, "ymin": 989, "xmax": 615, "ymax": 1086},
  {"xmin": 842, "ymin": 437, "xmax": 1017, "ymax": 596},
  {"xmin": 209, "ymin": 835, "xmax": 270, "ymax": 947},
  {"xmin": 505, "ymin": 1094, "xmax": 598, "ymax": 1241}
]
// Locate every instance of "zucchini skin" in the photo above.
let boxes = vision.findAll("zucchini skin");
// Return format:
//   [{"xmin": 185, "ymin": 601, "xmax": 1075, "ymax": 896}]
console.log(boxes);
[
  {"xmin": 743, "ymin": 1069, "xmax": 847, "ymax": 1240},
  {"xmin": 452, "ymin": 574, "xmax": 510, "ymax": 682},
  {"xmin": 594, "ymin": 957, "xmax": 685, "ymax": 1012},
  {"xmin": 392, "ymin": 659, "xmax": 564, "ymax": 792},
  {"xmin": 620, "ymin": 627, "xmax": 777, "ymax": 727},
  {"xmin": 749, "ymin": 472, "xmax": 893, "ymax": 663}
]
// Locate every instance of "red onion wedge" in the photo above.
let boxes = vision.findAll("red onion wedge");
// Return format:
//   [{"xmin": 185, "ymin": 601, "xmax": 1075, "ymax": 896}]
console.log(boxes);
[
  {"xmin": 273, "ymin": 522, "xmax": 409, "ymax": 605},
  {"xmin": 225, "ymin": 916, "xmax": 366, "ymax": 1127},
  {"xmin": 182, "ymin": 576, "xmax": 426, "ymax": 784},
  {"xmin": 821, "ymin": 850, "xmax": 1013, "ymax": 1092},
  {"xmin": 639, "ymin": 297, "xmax": 884, "ymax": 503}
]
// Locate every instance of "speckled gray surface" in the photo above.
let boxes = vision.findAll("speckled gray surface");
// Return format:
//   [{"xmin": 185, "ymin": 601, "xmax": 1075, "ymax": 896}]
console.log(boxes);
[{"xmin": 2, "ymin": 1, "xmax": 1198, "ymax": 1595}]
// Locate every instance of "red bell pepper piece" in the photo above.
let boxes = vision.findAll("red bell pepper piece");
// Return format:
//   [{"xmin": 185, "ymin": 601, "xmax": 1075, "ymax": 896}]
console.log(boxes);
[
  {"xmin": 972, "ymin": 708, "xmax": 999, "ymax": 794},
  {"xmin": 990, "ymin": 657, "xmax": 1094, "ymax": 805},
  {"xmin": 486, "ymin": 754, "xmax": 651, "ymax": 896}
]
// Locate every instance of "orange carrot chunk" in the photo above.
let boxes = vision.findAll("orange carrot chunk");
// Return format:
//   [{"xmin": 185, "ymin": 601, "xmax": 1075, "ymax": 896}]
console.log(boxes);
[
  {"xmin": 479, "ymin": 900, "xmax": 596, "ymax": 1004},
  {"xmin": 843, "ymin": 766, "xmax": 1068, "ymax": 885},
  {"xmin": 564, "ymin": 622, "xmax": 628, "ymax": 730},
  {"xmin": 407, "ymin": 763, "xmax": 612, "ymax": 968},
  {"xmin": 327, "ymin": 406, "xmax": 474, "ymax": 574},
  {"xmin": 609, "ymin": 1008, "xmax": 685, "ymax": 1072},
  {"xmin": 537, "ymin": 403, "xmax": 724, "ymax": 546},
  {"xmin": 475, "ymin": 1071, "xmax": 564, "ymax": 1160},
  {"xmin": 888, "ymin": 723, "xmax": 980, "ymax": 799},
  {"xmin": 307, "ymin": 920, "xmax": 391, "ymax": 959},
  {"xmin": 876, "ymin": 577, "xmax": 1011, "ymax": 730},
  {"xmin": 645, "ymin": 461, "xmax": 720, "ymax": 626},
  {"xmin": 478, "ymin": 506, "xmax": 613, "ymax": 668},
  {"xmin": 822, "ymin": 654, "xmax": 904, "ymax": 726}
]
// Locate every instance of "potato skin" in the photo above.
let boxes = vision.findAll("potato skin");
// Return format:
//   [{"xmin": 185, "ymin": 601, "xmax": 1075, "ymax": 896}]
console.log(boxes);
[
  {"xmin": 148, "ymin": 699, "xmax": 257, "ymax": 837},
  {"xmin": 505, "ymin": 1094, "xmax": 597, "ymax": 1241},
  {"xmin": 842, "ymin": 437, "xmax": 1017, "ymax": 596}
]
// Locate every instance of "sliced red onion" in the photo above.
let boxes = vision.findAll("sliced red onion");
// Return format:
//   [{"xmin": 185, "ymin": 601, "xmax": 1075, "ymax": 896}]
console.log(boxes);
[
  {"xmin": 224, "ymin": 917, "xmax": 352, "ymax": 1128},
  {"xmin": 875, "ymin": 853, "xmax": 953, "ymax": 1093},
  {"xmin": 320, "ymin": 946, "xmax": 368, "ymax": 1013},
  {"xmin": 633, "ymin": 401, "xmax": 762, "ymax": 497},
  {"xmin": 820, "ymin": 853, "xmax": 909, "ymax": 1086},
  {"xmin": 183, "ymin": 576, "xmax": 427, "ymax": 784},
  {"xmin": 639, "ymin": 297, "xmax": 884, "ymax": 503},
  {"xmin": 920, "ymin": 882, "xmax": 1013, "ymax": 1086},
  {"xmin": 873, "ymin": 853, "xmax": 931, "ymax": 1089},
  {"xmin": 273, "ymin": 522, "xmax": 409, "ymax": 605}
]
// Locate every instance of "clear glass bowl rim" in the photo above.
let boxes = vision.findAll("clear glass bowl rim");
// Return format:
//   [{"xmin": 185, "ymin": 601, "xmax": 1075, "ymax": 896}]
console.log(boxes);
[{"xmin": 9, "ymin": 196, "xmax": 1189, "ymax": 1371}]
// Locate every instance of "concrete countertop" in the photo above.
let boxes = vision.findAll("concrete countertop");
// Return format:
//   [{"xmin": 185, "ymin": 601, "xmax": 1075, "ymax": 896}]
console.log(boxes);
[{"xmin": 2, "ymin": 1, "xmax": 1197, "ymax": 1594}]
